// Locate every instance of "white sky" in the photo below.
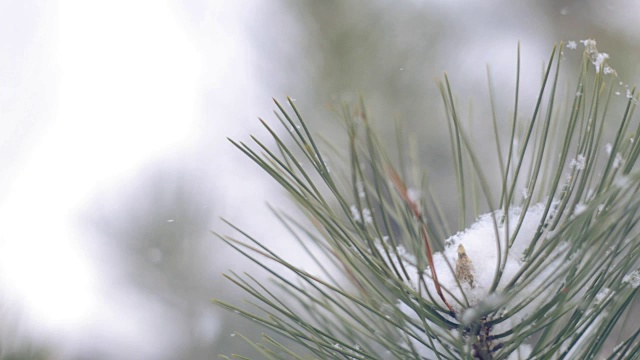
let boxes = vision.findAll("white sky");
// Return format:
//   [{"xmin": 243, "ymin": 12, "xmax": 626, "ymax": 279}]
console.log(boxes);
[
  {"xmin": 0, "ymin": 0, "xmax": 304, "ymax": 356},
  {"xmin": 0, "ymin": 0, "xmax": 232, "ymax": 357}
]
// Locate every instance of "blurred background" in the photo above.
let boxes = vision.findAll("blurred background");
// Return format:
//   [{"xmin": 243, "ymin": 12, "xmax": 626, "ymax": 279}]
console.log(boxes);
[{"xmin": 1, "ymin": 0, "xmax": 639, "ymax": 359}]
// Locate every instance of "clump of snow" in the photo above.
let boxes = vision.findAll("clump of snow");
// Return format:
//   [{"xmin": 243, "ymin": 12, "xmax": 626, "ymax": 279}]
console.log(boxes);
[
  {"xmin": 387, "ymin": 202, "xmax": 571, "ymax": 357},
  {"xmin": 569, "ymin": 154, "xmax": 586, "ymax": 170},
  {"xmin": 580, "ymin": 39, "xmax": 615, "ymax": 75},
  {"xmin": 350, "ymin": 205, "xmax": 360, "ymax": 222},
  {"xmin": 421, "ymin": 202, "xmax": 562, "ymax": 314},
  {"xmin": 566, "ymin": 41, "xmax": 577, "ymax": 50},
  {"xmin": 350, "ymin": 205, "xmax": 372, "ymax": 224},
  {"xmin": 622, "ymin": 270, "xmax": 640, "ymax": 288},
  {"xmin": 356, "ymin": 181, "xmax": 365, "ymax": 199}
]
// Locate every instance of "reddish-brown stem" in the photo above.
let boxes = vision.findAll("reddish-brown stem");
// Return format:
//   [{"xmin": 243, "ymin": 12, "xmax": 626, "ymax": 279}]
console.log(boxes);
[{"xmin": 387, "ymin": 166, "xmax": 455, "ymax": 314}]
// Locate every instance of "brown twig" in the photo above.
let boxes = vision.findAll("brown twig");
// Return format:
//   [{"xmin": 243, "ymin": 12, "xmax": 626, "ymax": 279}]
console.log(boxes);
[{"xmin": 387, "ymin": 165, "xmax": 456, "ymax": 314}]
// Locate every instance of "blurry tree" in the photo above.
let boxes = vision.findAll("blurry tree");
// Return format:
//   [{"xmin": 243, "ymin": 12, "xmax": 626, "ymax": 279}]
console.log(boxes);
[
  {"xmin": 0, "ymin": 349, "xmax": 49, "ymax": 360},
  {"xmin": 0, "ymin": 332, "xmax": 50, "ymax": 360},
  {"xmin": 258, "ymin": 0, "xmax": 640, "ymax": 219},
  {"xmin": 88, "ymin": 161, "xmax": 219, "ymax": 359}
]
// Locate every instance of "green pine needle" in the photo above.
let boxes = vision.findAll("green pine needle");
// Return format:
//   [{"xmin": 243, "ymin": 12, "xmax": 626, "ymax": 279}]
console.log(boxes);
[{"xmin": 215, "ymin": 41, "xmax": 640, "ymax": 359}]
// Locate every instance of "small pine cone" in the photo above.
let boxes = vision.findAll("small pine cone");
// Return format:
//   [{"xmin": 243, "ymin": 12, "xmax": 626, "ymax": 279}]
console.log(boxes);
[{"xmin": 455, "ymin": 244, "xmax": 475, "ymax": 287}]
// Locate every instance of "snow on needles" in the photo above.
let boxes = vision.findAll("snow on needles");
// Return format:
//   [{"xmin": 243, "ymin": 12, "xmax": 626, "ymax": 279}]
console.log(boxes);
[
  {"xmin": 422, "ymin": 202, "xmax": 562, "ymax": 312},
  {"xmin": 388, "ymin": 202, "xmax": 566, "ymax": 357},
  {"xmin": 622, "ymin": 270, "xmax": 640, "ymax": 289},
  {"xmin": 579, "ymin": 39, "xmax": 616, "ymax": 75}
]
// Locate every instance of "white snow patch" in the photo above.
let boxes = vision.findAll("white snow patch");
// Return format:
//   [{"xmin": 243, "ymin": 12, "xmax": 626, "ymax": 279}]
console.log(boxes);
[
  {"xmin": 350, "ymin": 205, "xmax": 361, "ymax": 222},
  {"xmin": 605, "ymin": 143, "xmax": 613, "ymax": 155},
  {"xmin": 356, "ymin": 181, "xmax": 366, "ymax": 199},
  {"xmin": 362, "ymin": 208, "xmax": 372, "ymax": 224},
  {"xmin": 420, "ymin": 202, "xmax": 562, "ymax": 313},
  {"xmin": 351, "ymin": 205, "xmax": 372, "ymax": 224},
  {"xmin": 569, "ymin": 154, "xmax": 586, "ymax": 170},
  {"xmin": 407, "ymin": 188, "xmax": 422, "ymax": 204},
  {"xmin": 594, "ymin": 288, "xmax": 612, "ymax": 305},
  {"xmin": 574, "ymin": 203, "xmax": 587, "ymax": 216},
  {"xmin": 623, "ymin": 270, "xmax": 640, "ymax": 288},
  {"xmin": 580, "ymin": 39, "xmax": 612, "ymax": 74},
  {"xmin": 388, "ymin": 203, "xmax": 572, "ymax": 357},
  {"xmin": 613, "ymin": 153, "xmax": 623, "ymax": 169}
]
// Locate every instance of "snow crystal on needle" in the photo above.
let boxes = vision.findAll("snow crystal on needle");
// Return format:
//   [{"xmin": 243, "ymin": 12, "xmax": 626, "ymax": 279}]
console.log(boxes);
[
  {"xmin": 605, "ymin": 143, "xmax": 613, "ymax": 155},
  {"xmin": 350, "ymin": 205, "xmax": 372, "ymax": 224},
  {"xmin": 594, "ymin": 288, "xmax": 612, "ymax": 305},
  {"xmin": 613, "ymin": 153, "xmax": 623, "ymax": 169},
  {"xmin": 407, "ymin": 188, "xmax": 421, "ymax": 204},
  {"xmin": 569, "ymin": 154, "xmax": 586, "ymax": 170},
  {"xmin": 350, "ymin": 205, "xmax": 361, "ymax": 222},
  {"xmin": 623, "ymin": 270, "xmax": 640, "ymax": 288},
  {"xmin": 581, "ymin": 39, "xmax": 615, "ymax": 75},
  {"xmin": 356, "ymin": 181, "xmax": 366, "ymax": 199}
]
